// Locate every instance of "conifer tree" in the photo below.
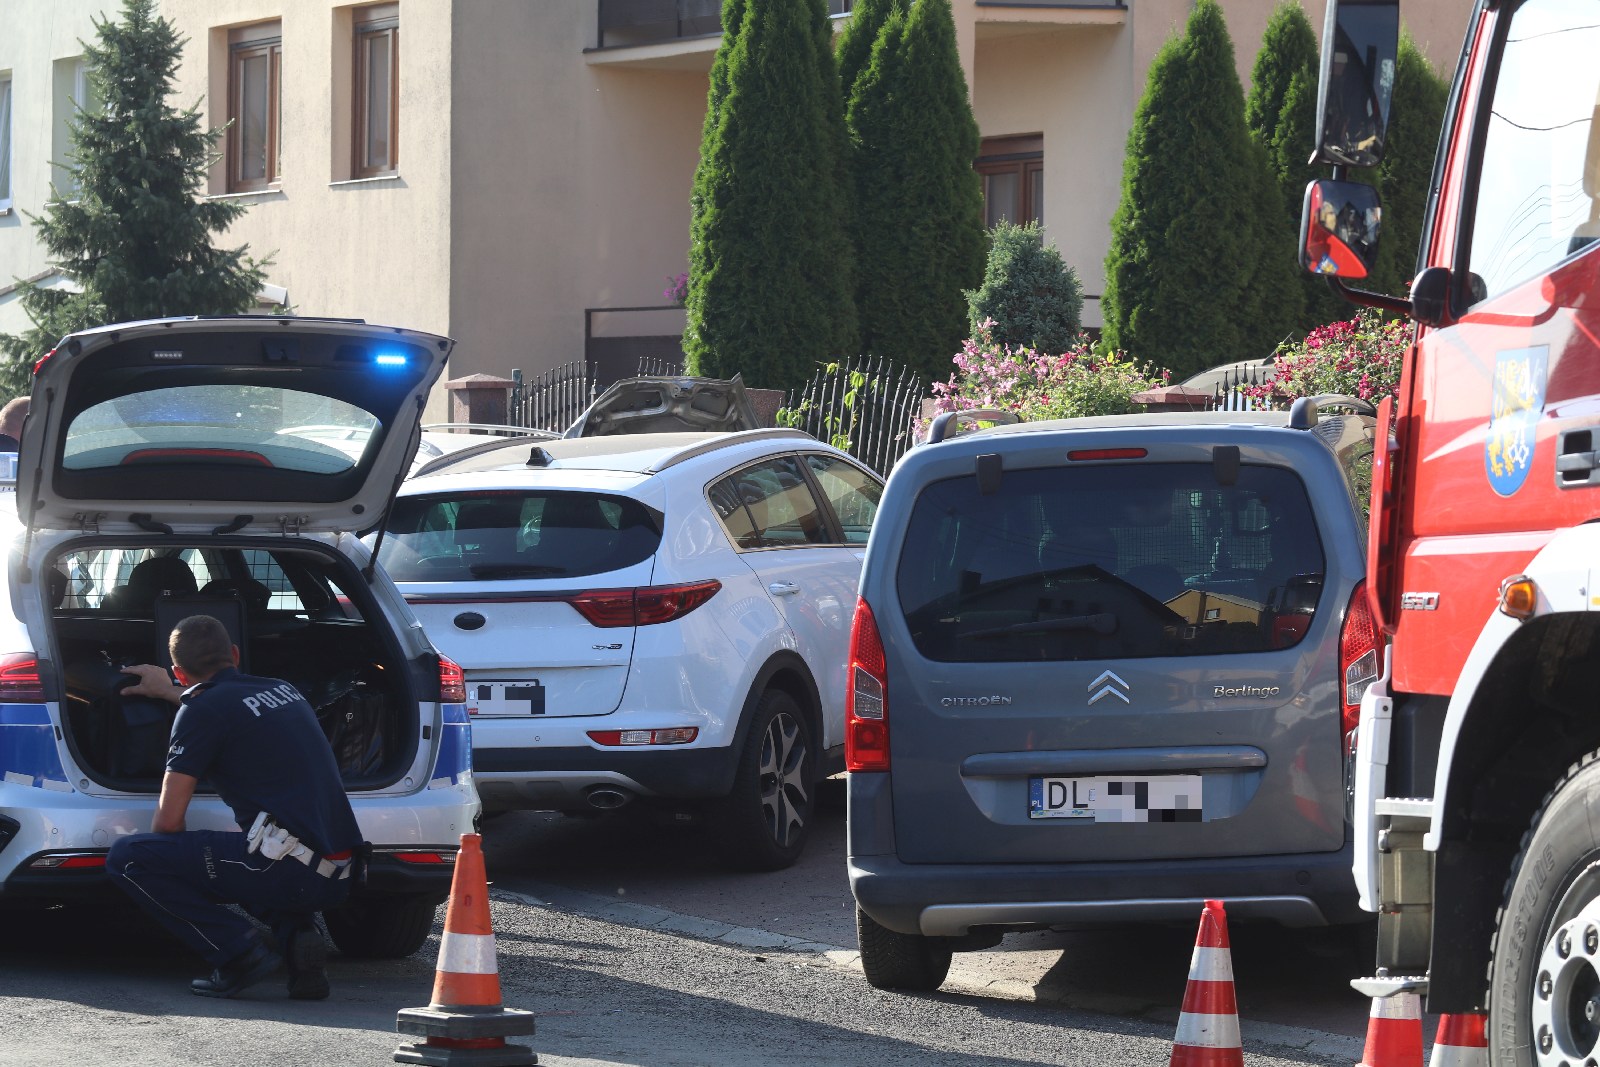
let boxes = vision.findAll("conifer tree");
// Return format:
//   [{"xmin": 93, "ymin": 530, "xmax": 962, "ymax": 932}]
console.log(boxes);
[
  {"xmin": 965, "ymin": 221, "xmax": 1082, "ymax": 355},
  {"xmin": 846, "ymin": 0, "xmax": 985, "ymax": 383},
  {"xmin": 1370, "ymin": 33, "xmax": 1447, "ymax": 296},
  {"xmin": 1103, "ymin": 0, "xmax": 1297, "ymax": 379},
  {"xmin": 0, "ymin": 0, "xmax": 268, "ymax": 398},
  {"xmin": 683, "ymin": 0, "xmax": 857, "ymax": 390},
  {"xmin": 836, "ymin": 0, "xmax": 906, "ymax": 101},
  {"xmin": 1245, "ymin": 2, "xmax": 1320, "ymax": 222}
]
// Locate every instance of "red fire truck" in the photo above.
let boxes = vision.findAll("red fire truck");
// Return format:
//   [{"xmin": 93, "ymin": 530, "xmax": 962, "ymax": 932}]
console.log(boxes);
[{"xmin": 1301, "ymin": 0, "xmax": 1600, "ymax": 1059}]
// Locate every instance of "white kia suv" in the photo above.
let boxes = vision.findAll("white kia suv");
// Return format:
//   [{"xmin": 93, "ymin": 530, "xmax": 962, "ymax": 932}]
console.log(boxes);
[{"xmin": 380, "ymin": 428, "xmax": 883, "ymax": 869}]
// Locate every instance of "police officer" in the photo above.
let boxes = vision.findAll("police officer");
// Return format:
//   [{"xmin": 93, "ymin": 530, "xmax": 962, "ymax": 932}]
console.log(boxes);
[{"xmin": 106, "ymin": 614, "xmax": 364, "ymax": 1000}]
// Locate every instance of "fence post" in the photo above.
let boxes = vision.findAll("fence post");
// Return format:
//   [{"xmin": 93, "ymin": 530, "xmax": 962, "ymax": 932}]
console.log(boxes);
[{"xmin": 447, "ymin": 374, "xmax": 515, "ymax": 425}]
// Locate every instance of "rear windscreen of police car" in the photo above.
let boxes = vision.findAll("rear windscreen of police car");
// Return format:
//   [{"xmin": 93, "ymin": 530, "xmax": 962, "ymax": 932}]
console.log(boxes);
[
  {"xmin": 895, "ymin": 463, "xmax": 1324, "ymax": 662},
  {"xmin": 380, "ymin": 491, "xmax": 662, "ymax": 582},
  {"xmin": 51, "ymin": 333, "xmax": 432, "ymax": 503}
]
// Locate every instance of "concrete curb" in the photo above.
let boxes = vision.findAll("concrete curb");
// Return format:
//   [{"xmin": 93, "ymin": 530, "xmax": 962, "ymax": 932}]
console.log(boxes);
[{"xmin": 491, "ymin": 882, "xmax": 1370, "ymax": 1063}]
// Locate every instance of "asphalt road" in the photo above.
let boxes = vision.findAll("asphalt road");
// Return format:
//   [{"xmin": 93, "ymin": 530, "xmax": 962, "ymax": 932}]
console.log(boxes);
[{"xmin": 0, "ymin": 786, "xmax": 1401, "ymax": 1066}]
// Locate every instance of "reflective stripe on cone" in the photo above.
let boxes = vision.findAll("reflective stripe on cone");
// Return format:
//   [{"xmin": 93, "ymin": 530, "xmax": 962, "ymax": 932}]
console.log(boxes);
[
  {"xmin": 1429, "ymin": 1013, "xmax": 1487, "ymax": 1067},
  {"xmin": 1170, "ymin": 900, "xmax": 1244, "ymax": 1067}
]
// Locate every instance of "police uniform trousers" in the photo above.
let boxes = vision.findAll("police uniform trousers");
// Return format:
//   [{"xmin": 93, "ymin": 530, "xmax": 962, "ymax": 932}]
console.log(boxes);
[{"xmin": 107, "ymin": 830, "xmax": 350, "ymax": 967}]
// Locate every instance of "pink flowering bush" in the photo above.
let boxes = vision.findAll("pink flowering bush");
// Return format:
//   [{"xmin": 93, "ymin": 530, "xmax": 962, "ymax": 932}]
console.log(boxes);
[
  {"xmin": 662, "ymin": 272, "xmax": 689, "ymax": 307},
  {"xmin": 924, "ymin": 322, "xmax": 1168, "ymax": 433},
  {"xmin": 1248, "ymin": 308, "xmax": 1408, "ymax": 405}
]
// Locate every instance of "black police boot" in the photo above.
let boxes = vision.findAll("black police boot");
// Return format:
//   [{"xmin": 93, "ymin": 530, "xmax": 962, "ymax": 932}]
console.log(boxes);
[
  {"xmin": 285, "ymin": 925, "xmax": 330, "ymax": 1001},
  {"xmin": 191, "ymin": 940, "xmax": 282, "ymax": 998}
]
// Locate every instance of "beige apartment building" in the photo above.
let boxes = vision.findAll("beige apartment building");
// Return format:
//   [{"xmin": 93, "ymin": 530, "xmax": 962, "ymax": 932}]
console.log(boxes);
[{"xmin": 0, "ymin": 0, "xmax": 1467, "ymax": 415}]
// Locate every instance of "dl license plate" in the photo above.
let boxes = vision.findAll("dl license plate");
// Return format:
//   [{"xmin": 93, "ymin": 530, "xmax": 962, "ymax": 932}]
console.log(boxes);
[
  {"xmin": 467, "ymin": 680, "xmax": 546, "ymax": 716},
  {"xmin": 1028, "ymin": 775, "xmax": 1203, "ymax": 823}
]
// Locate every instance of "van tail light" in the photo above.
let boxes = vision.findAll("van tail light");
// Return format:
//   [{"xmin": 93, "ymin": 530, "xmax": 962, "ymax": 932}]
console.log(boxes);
[
  {"xmin": 568, "ymin": 581, "xmax": 721, "ymax": 628},
  {"xmin": 438, "ymin": 655, "xmax": 467, "ymax": 703},
  {"xmin": 0, "ymin": 653, "xmax": 46, "ymax": 702},
  {"xmin": 846, "ymin": 598, "xmax": 890, "ymax": 773},
  {"xmin": 1340, "ymin": 581, "xmax": 1381, "ymax": 754}
]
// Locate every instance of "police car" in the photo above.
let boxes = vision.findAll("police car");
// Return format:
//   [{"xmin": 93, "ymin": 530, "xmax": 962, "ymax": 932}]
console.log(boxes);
[{"xmin": 0, "ymin": 317, "xmax": 479, "ymax": 959}]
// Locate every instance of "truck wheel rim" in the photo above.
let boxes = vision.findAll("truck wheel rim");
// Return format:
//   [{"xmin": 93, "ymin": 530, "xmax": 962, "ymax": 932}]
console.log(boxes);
[
  {"xmin": 1533, "ymin": 892, "xmax": 1600, "ymax": 1065},
  {"xmin": 758, "ymin": 711, "xmax": 808, "ymax": 848}
]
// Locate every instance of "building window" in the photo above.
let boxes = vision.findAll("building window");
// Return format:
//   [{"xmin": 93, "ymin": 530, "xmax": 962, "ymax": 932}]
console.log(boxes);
[
  {"xmin": 977, "ymin": 134, "xmax": 1043, "ymax": 228},
  {"xmin": 353, "ymin": 4, "xmax": 399, "ymax": 177},
  {"xmin": 228, "ymin": 23, "xmax": 282, "ymax": 192},
  {"xmin": 53, "ymin": 57, "xmax": 98, "ymax": 197},
  {"xmin": 0, "ymin": 74, "xmax": 12, "ymax": 210}
]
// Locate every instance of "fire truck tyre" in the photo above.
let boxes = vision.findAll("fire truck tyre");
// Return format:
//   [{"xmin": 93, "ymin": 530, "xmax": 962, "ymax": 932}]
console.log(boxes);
[
  {"xmin": 1488, "ymin": 750, "xmax": 1600, "ymax": 1067},
  {"xmin": 857, "ymin": 907, "xmax": 953, "ymax": 991},
  {"xmin": 715, "ymin": 690, "xmax": 815, "ymax": 872},
  {"xmin": 324, "ymin": 895, "xmax": 441, "ymax": 959}
]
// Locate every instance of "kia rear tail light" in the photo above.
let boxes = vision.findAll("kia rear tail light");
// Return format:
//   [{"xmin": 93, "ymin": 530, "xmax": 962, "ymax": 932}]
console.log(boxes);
[
  {"xmin": 568, "ymin": 580, "xmax": 721, "ymax": 628},
  {"xmin": 438, "ymin": 655, "xmax": 467, "ymax": 703},
  {"xmin": 1340, "ymin": 581, "xmax": 1381, "ymax": 754},
  {"xmin": 846, "ymin": 598, "xmax": 890, "ymax": 773},
  {"xmin": 0, "ymin": 653, "xmax": 46, "ymax": 702}
]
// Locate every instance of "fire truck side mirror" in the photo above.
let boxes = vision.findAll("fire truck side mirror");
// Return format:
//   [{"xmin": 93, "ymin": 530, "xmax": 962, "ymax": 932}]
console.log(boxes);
[
  {"xmin": 1299, "ymin": 179, "xmax": 1382, "ymax": 280},
  {"xmin": 1313, "ymin": 0, "xmax": 1398, "ymax": 168}
]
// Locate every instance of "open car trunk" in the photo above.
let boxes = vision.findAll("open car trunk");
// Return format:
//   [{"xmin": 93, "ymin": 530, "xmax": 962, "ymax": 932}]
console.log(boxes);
[{"xmin": 46, "ymin": 539, "xmax": 421, "ymax": 794}]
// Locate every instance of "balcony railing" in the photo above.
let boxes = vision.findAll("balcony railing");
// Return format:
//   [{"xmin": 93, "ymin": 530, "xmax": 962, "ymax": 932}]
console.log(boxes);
[{"xmin": 597, "ymin": 0, "xmax": 854, "ymax": 50}]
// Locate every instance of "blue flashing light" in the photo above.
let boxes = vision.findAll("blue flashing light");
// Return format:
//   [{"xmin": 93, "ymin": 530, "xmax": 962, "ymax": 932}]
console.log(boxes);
[{"xmin": 375, "ymin": 352, "xmax": 408, "ymax": 367}]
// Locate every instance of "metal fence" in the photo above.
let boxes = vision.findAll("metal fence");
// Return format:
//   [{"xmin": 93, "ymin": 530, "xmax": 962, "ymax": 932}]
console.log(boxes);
[
  {"xmin": 1209, "ymin": 364, "xmax": 1269, "ymax": 412},
  {"xmin": 509, "ymin": 362, "xmax": 597, "ymax": 432},
  {"xmin": 782, "ymin": 355, "xmax": 926, "ymax": 474}
]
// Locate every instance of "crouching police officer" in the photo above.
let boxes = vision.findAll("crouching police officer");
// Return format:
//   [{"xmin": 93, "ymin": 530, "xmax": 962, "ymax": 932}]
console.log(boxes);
[{"xmin": 106, "ymin": 614, "xmax": 364, "ymax": 1000}]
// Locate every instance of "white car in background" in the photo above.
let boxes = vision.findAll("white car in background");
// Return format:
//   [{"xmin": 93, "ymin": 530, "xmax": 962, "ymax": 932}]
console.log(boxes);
[{"xmin": 378, "ymin": 424, "xmax": 883, "ymax": 870}]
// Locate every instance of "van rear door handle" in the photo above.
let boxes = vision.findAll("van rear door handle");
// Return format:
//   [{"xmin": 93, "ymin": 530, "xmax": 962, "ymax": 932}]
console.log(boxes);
[{"xmin": 768, "ymin": 581, "xmax": 800, "ymax": 596}]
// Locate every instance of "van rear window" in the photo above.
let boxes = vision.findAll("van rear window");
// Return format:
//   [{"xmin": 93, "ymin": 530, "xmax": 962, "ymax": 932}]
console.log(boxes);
[
  {"xmin": 380, "ymin": 491, "xmax": 661, "ymax": 582},
  {"xmin": 895, "ymin": 463, "xmax": 1324, "ymax": 662}
]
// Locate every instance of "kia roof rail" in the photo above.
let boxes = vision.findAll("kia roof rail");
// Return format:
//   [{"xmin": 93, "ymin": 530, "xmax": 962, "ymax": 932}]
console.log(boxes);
[
  {"xmin": 646, "ymin": 428, "xmax": 815, "ymax": 473},
  {"xmin": 1288, "ymin": 394, "xmax": 1377, "ymax": 430},
  {"xmin": 924, "ymin": 408, "xmax": 1023, "ymax": 446}
]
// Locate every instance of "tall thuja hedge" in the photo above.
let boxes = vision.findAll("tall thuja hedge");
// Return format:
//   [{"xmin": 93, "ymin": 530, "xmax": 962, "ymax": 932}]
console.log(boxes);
[
  {"xmin": 1103, "ymin": 0, "xmax": 1299, "ymax": 379},
  {"xmin": 836, "ymin": 0, "xmax": 905, "ymax": 100},
  {"xmin": 0, "ymin": 0, "xmax": 267, "ymax": 399},
  {"xmin": 846, "ymin": 0, "xmax": 985, "ymax": 382},
  {"xmin": 1369, "ymin": 33, "xmax": 1447, "ymax": 297},
  {"xmin": 683, "ymin": 0, "xmax": 856, "ymax": 389},
  {"xmin": 1245, "ymin": 1, "xmax": 1342, "ymax": 329}
]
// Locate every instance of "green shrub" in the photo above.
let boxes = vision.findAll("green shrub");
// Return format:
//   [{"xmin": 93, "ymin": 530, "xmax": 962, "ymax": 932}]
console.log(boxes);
[{"xmin": 964, "ymin": 221, "xmax": 1083, "ymax": 355}]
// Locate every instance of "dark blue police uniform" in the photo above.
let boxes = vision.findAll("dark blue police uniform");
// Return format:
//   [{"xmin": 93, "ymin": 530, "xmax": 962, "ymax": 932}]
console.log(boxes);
[{"xmin": 107, "ymin": 668, "xmax": 364, "ymax": 973}]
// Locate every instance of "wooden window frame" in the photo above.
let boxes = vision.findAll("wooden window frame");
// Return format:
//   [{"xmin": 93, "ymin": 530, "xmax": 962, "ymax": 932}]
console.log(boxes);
[
  {"xmin": 227, "ymin": 27, "xmax": 282, "ymax": 193},
  {"xmin": 353, "ymin": 6, "xmax": 400, "ymax": 178},
  {"xmin": 977, "ymin": 134, "xmax": 1044, "ymax": 227}
]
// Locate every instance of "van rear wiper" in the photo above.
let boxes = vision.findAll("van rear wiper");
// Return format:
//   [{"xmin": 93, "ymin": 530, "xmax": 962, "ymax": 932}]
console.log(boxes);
[{"xmin": 963, "ymin": 613, "xmax": 1118, "ymax": 639}]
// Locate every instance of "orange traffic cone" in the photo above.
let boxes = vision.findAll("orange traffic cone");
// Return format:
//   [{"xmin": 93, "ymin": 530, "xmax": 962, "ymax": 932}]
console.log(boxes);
[
  {"xmin": 1428, "ymin": 1014, "xmax": 1487, "ymax": 1066},
  {"xmin": 394, "ymin": 833, "xmax": 537, "ymax": 1066},
  {"xmin": 1170, "ymin": 899, "xmax": 1244, "ymax": 1067},
  {"xmin": 1357, "ymin": 992, "xmax": 1424, "ymax": 1067}
]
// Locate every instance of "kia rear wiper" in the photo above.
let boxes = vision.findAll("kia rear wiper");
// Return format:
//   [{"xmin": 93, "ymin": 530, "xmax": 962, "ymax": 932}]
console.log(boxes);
[
  {"xmin": 467, "ymin": 563, "xmax": 567, "ymax": 578},
  {"xmin": 962, "ymin": 613, "xmax": 1118, "ymax": 639}
]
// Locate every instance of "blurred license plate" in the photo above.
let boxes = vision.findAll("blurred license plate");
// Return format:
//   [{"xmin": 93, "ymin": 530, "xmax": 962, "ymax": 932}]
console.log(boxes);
[
  {"xmin": 1028, "ymin": 775, "xmax": 1203, "ymax": 823},
  {"xmin": 467, "ymin": 681, "xmax": 545, "ymax": 716}
]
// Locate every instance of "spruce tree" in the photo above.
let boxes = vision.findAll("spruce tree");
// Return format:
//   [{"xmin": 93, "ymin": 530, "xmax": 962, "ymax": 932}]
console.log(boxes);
[
  {"xmin": 683, "ymin": 0, "xmax": 857, "ymax": 390},
  {"xmin": 1103, "ymin": 0, "xmax": 1293, "ymax": 379},
  {"xmin": 836, "ymin": 0, "xmax": 906, "ymax": 101},
  {"xmin": 965, "ymin": 221, "xmax": 1082, "ymax": 354},
  {"xmin": 846, "ymin": 0, "xmax": 985, "ymax": 383},
  {"xmin": 1370, "ymin": 33, "xmax": 1447, "ymax": 296},
  {"xmin": 0, "ymin": 0, "xmax": 268, "ymax": 398}
]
